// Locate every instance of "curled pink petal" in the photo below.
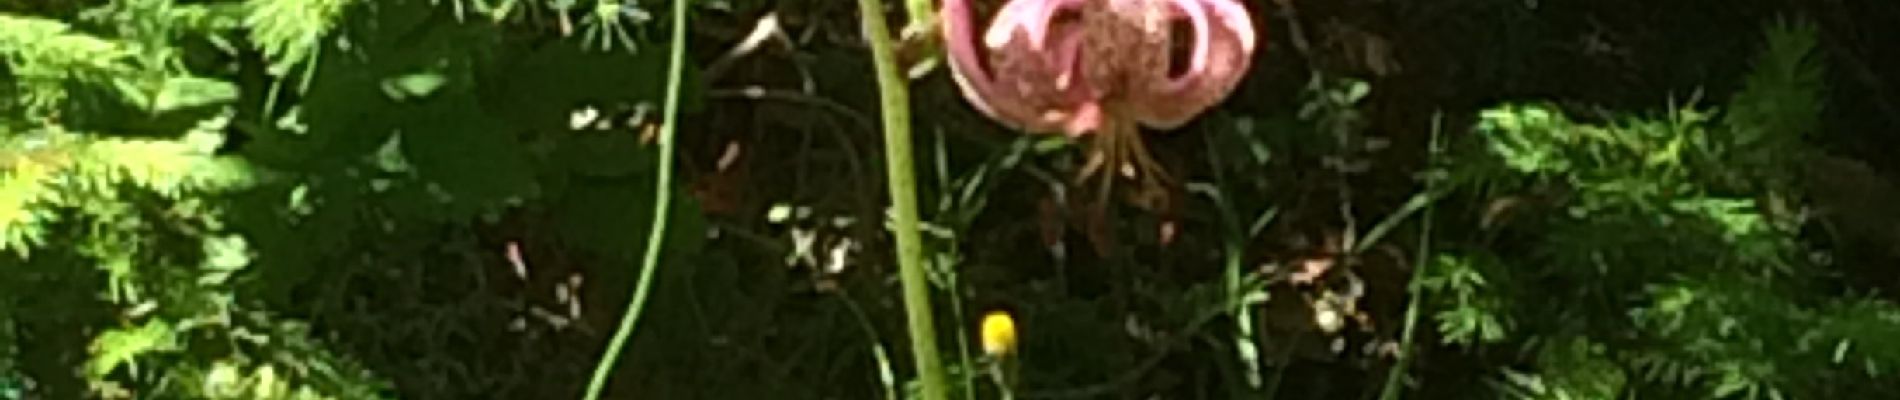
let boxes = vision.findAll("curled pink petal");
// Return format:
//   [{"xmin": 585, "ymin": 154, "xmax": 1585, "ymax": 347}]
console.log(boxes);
[
  {"xmin": 984, "ymin": 0, "xmax": 1087, "ymax": 51},
  {"xmin": 1165, "ymin": 0, "xmax": 1213, "ymax": 83},
  {"xmin": 941, "ymin": 0, "xmax": 1010, "ymax": 121},
  {"xmin": 943, "ymin": 0, "xmax": 1101, "ymax": 134},
  {"xmin": 1204, "ymin": 0, "xmax": 1257, "ymax": 51},
  {"xmin": 1130, "ymin": 0, "xmax": 1256, "ymax": 129}
]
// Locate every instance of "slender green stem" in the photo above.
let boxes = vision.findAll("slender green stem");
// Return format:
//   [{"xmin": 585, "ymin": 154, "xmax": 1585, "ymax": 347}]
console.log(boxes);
[
  {"xmin": 855, "ymin": 0, "xmax": 950, "ymax": 398},
  {"xmin": 1201, "ymin": 127, "xmax": 1265, "ymax": 392},
  {"xmin": 934, "ymin": 131, "xmax": 979, "ymax": 400},
  {"xmin": 580, "ymin": 0, "xmax": 691, "ymax": 398},
  {"xmin": 1379, "ymin": 112, "xmax": 1444, "ymax": 400},
  {"xmin": 988, "ymin": 356, "xmax": 1017, "ymax": 400}
]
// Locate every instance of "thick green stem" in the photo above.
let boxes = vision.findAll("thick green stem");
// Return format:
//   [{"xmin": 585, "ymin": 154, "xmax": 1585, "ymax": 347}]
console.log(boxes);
[
  {"xmin": 855, "ymin": 0, "xmax": 951, "ymax": 399},
  {"xmin": 580, "ymin": 0, "xmax": 691, "ymax": 398}
]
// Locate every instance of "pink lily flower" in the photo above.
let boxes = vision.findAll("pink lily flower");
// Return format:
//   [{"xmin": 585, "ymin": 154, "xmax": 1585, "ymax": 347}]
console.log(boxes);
[
  {"xmin": 940, "ymin": 0, "xmax": 1258, "ymax": 138},
  {"xmin": 940, "ymin": 0, "xmax": 1257, "ymax": 252}
]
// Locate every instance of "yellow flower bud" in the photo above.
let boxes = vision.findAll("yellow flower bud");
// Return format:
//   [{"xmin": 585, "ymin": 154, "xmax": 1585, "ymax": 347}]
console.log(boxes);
[{"xmin": 980, "ymin": 311, "xmax": 1017, "ymax": 356}]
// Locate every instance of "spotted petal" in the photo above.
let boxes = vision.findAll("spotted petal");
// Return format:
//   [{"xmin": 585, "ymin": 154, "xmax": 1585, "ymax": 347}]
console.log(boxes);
[
  {"xmin": 943, "ymin": 0, "xmax": 1105, "ymax": 135},
  {"xmin": 1128, "ymin": 0, "xmax": 1256, "ymax": 129}
]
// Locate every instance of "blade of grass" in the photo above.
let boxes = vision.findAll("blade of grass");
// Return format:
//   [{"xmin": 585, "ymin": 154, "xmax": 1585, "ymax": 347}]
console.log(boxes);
[
  {"xmin": 1379, "ymin": 111, "xmax": 1445, "ymax": 400},
  {"xmin": 855, "ymin": 0, "xmax": 951, "ymax": 398},
  {"xmin": 838, "ymin": 289, "xmax": 901, "ymax": 400},
  {"xmin": 579, "ymin": 0, "xmax": 691, "ymax": 397}
]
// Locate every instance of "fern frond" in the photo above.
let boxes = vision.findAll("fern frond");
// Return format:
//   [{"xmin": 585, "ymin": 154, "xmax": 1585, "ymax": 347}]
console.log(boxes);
[
  {"xmin": 0, "ymin": 118, "xmax": 254, "ymax": 258},
  {"xmin": 0, "ymin": 14, "xmax": 137, "ymax": 116},
  {"xmin": 244, "ymin": 0, "xmax": 356, "ymax": 75},
  {"xmin": 71, "ymin": 137, "xmax": 255, "ymax": 199},
  {"xmin": 163, "ymin": 3, "xmax": 251, "ymax": 35},
  {"xmin": 1720, "ymin": 17, "xmax": 1823, "ymax": 193},
  {"xmin": 0, "ymin": 131, "xmax": 82, "ymax": 256},
  {"xmin": 1724, "ymin": 17, "xmax": 1823, "ymax": 148}
]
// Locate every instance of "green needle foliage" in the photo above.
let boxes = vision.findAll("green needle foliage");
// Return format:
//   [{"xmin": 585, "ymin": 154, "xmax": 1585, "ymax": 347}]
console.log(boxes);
[
  {"xmin": 1, "ymin": 2, "xmax": 387, "ymax": 398},
  {"xmin": 2, "ymin": 0, "xmax": 692, "ymax": 398},
  {"xmin": 1423, "ymin": 18, "xmax": 1900, "ymax": 399}
]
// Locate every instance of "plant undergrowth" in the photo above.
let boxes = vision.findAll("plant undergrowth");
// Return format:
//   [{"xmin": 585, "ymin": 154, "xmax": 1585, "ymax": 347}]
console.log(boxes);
[
  {"xmin": 2, "ymin": 0, "xmax": 1898, "ymax": 399},
  {"xmin": 1420, "ymin": 18, "xmax": 1900, "ymax": 399}
]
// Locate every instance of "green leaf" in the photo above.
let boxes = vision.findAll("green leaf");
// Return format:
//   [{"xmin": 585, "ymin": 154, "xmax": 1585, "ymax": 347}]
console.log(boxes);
[
  {"xmin": 548, "ymin": 176, "xmax": 706, "ymax": 267},
  {"xmin": 555, "ymin": 130, "xmax": 654, "ymax": 178},
  {"xmin": 199, "ymin": 235, "xmax": 251, "ymax": 285},
  {"xmin": 398, "ymin": 93, "xmax": 537, "ymax": 214},
  {"xmin": 153, "ymin": 76, "xmax": 239, "ymax": 113},
  {"xmin": 380, "ymin": 71, "xmax": 449, "ymax": 101},
  {"xmin": 86, "ymin": 320, "xmax": 181, "ymax": 379},
  {"xmin": 550, "ymin": 179, "xmax": 654, "ymax": 263}
]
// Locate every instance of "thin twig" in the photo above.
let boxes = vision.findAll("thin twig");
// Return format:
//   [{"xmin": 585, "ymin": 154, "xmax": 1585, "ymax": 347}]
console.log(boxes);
[
  {"xmin": 836, "ymin": 288, "xmax": 902, "ymax": 400},
  {"xmin": 706, "ymin": 86, "xmax": 882, "ymax": 261},
  {"xmin": 702, "ymin": 13, "xmax": 797, "ymax": 83},
  {"xmin": 707, "ymin": 87, "xmax": 877, "ymax": 135}
]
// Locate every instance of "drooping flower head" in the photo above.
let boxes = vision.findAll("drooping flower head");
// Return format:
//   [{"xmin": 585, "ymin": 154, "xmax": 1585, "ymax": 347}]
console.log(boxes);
[
  {"xmin": 940, "ymin": 0, "xmax": 1257, "ymax": 137},
  {"xmin": 940, "ymin": 0, "xmax": 1258, "ymax": 245}
]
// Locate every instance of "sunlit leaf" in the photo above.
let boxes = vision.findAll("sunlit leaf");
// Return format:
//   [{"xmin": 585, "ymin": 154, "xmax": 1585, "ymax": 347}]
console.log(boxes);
[
  {"xmin": 86, "ymin": 320, "xmax": 180, "ymax": 379},
  {"xmin": 154, "ymin": 76, "xmax": 239, "ymax": 113}
]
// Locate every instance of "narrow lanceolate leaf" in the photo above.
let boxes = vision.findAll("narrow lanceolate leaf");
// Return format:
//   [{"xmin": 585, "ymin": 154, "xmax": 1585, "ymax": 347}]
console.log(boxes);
[{"xmin": 154, "ymin": 76, "xmax": 240, "ymax": 113}]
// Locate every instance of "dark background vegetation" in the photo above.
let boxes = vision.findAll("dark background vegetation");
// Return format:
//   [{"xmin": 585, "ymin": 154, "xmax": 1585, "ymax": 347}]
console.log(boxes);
[{"xmin": 3, "ymin": 0, "xmax": 1900, "ymax": 399}]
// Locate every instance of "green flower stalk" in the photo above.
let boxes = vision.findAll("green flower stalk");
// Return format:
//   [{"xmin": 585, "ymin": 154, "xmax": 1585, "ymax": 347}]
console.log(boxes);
[{"xmin": 855, "ymin": 0, "xmax": 952, "ymax": 398}]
